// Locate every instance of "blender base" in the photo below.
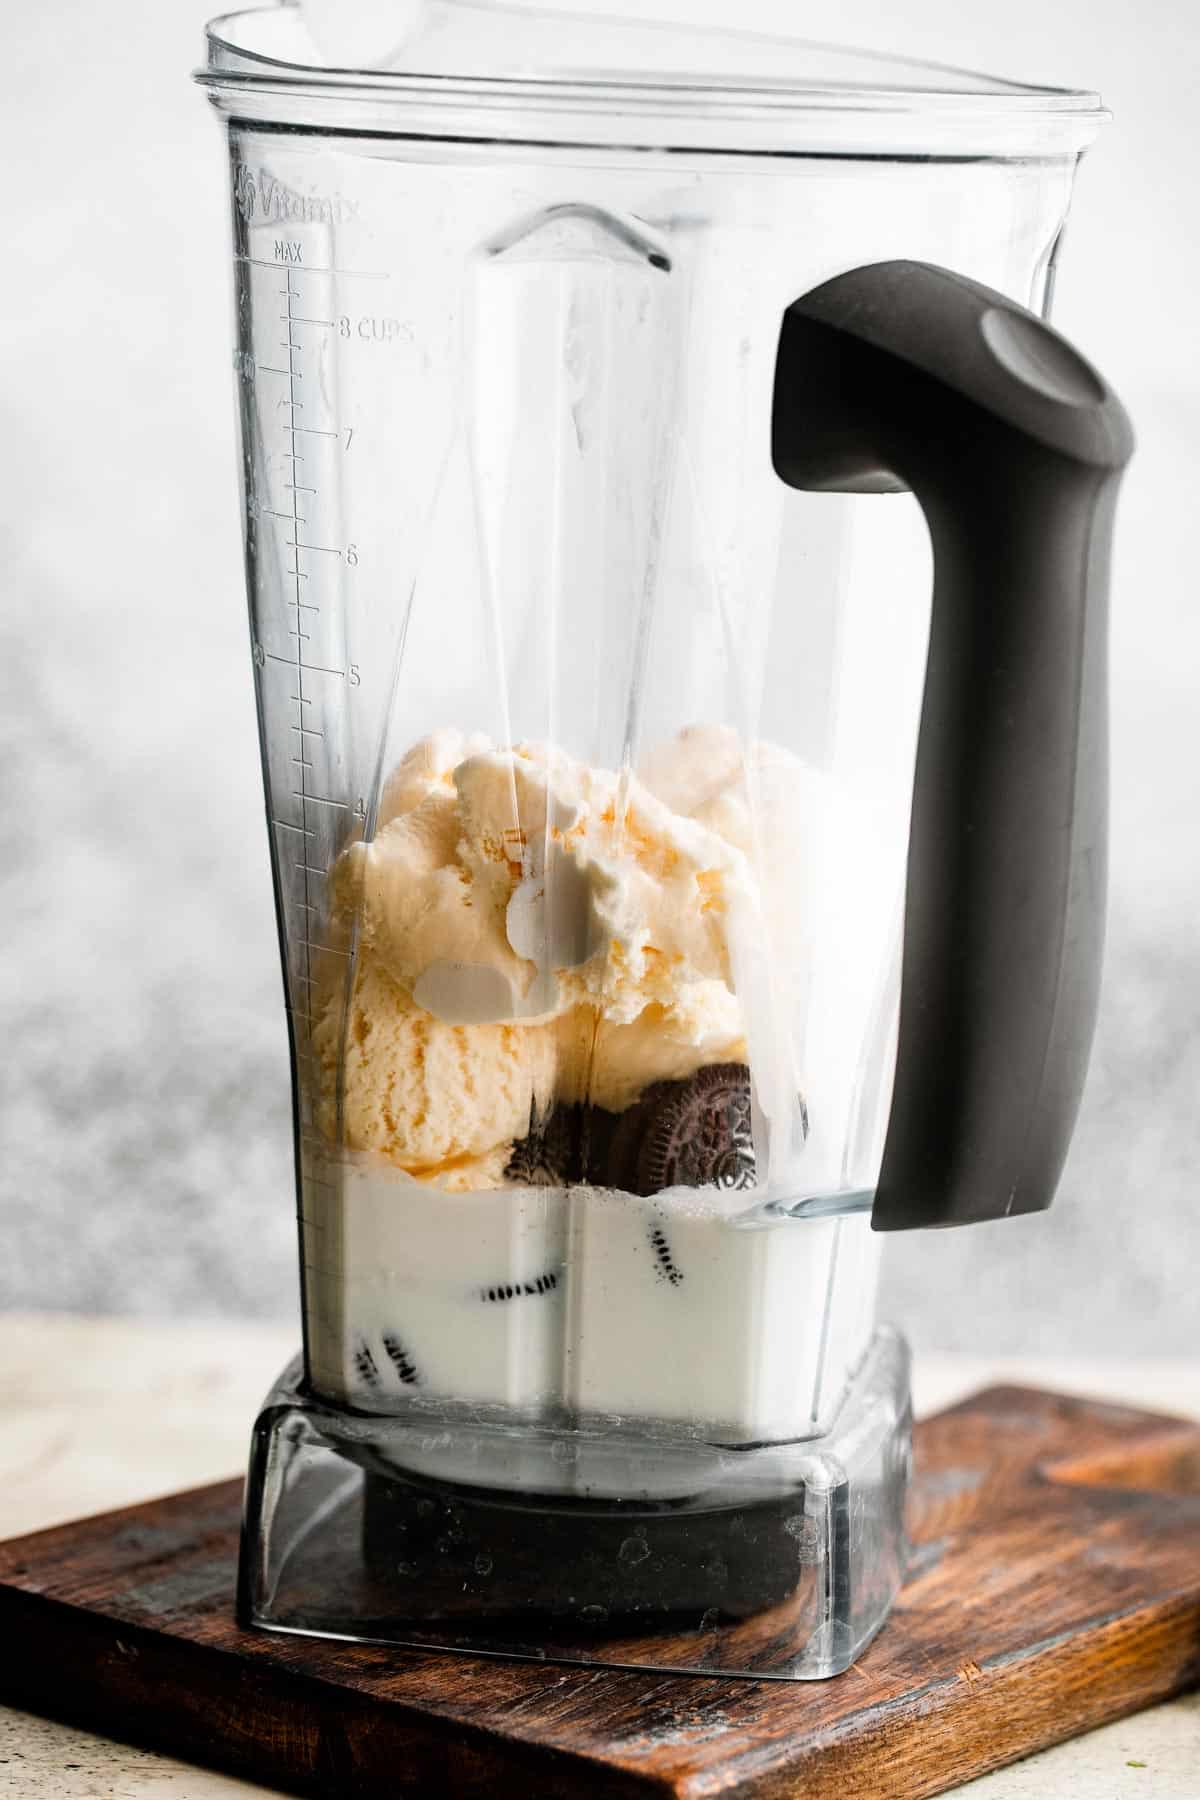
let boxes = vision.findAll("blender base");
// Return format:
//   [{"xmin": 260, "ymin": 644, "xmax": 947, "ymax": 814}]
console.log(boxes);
[{"xmin": 239, "ymin": 1329, "xmax": 910, "ymax": 1678}]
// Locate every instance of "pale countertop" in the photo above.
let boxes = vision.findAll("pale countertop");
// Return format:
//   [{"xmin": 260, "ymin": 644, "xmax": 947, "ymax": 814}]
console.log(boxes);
[{"xmin": 1, "ymin": 1315, "xmax": 1197, "ymax": 1798}]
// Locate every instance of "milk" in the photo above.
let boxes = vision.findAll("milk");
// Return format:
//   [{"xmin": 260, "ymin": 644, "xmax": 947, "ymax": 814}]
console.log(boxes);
[{"xmin": 302, "ymin": 1153, "xmax": 881, "ymax": 1494}]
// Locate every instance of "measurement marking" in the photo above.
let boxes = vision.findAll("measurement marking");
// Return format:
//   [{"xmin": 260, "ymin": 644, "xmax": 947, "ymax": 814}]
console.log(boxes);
[
  {"xmin": 285, "ymin": 484, "xmax": 317, "ymax": 493},
  {"xmin": 293, "ymin": 792, "xmax": 351, "ymax": 810},
  {"xmin": 290, "ymin": 724, "xmax": 324, "ymax": 737},
  {"xmin": 299, "ymin": 662, "xmax": 346, "ymax": 678},
  {"xmin": 288, "ymin": 1010, "xmax": 314, "ymax": 1024},
  {"xmin": 293, "ymin": 901, "xmax": 319, "ymax": 913},
  {"xmin": 278, "ymin": 399, "xmax": 303, "ymax": 411},
  {"xmin": 288, "ymin": 629, "xmax": 311, "ymax": 641},
  {"xmin": 294, "ymin": 864, "xmax": 327, "ymax": 876},
  {"xmin": 292, "ymin": 316, "xmax": 335, "ymax": 327},
  {"xmin": 235, "ymin": 254, "xmax": 388, "ymax": 278},
  {"xmin": 295, "ymin": 601, "xmax": 319, "ymax": 613},
  {"xmin": 282, "ymin": 300, "xmax": 318, "ymax": 1042},
  {"xmin": 285, "ymin": 540, "xmax": 341, "ymax": 555},
  {"xmin": 298, "ymin": 939, "xmax": 351, "ymax": 958},
  {"xmin": 285, "ymin": 568, "xmax": 310, "ymax": 580},
  {"xmin": 257, "ymin": 364, "xmax": 289, "ymax": 375},
  {"xmin": 267, "ymin": 651, "xmax": 298, "ymax": 665},
  {"xmin": 293, "ymin": 426, "xmax": 337, "ymax": 438},
  {"xmin": 262, "ymin": 508, "xmax": 306, "ymax": 521},
  {"xmin": 291, "ymin": 757, "xmax": 314, "ymax": 769},
  {"xmin": 272, "ymin": 819, "xmax": 314, "ymax": 837}
]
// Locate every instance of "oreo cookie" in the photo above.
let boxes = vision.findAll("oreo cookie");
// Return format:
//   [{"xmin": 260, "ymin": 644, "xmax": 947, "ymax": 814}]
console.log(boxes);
[
  {"xmin": 503, "ymin": 1067, "xmax": 787, "ymax": 1198},
  {"xmin": 648, "ymin": 1224, "xmax": 684, "ymax": 1286},
  {"xmin": 352, "ymin": 1332, "xmax": 421, "ymax": 1392},
  {"xmin": 606, "ymin": 1063, "xmax": 756, "ymax": 1198},
  {"xmin": 479, "ymin": 1272, "xmax": 559, "ymax": 1303},
  {"xmin": 382, "ymin": 1333, "xmax": 420, "ymax": 1386},
  {"xmin": 504, "ymin": 1104, "xmax": 582, "ymax": 1186},
  {"xmin": 504, "ymin": 1102, "xmax": 617, "ymax": 1188}
]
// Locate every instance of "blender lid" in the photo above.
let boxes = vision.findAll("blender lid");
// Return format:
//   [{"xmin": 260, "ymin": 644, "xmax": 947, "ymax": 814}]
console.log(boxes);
[{"xmin": 200, "ymin": 1, "xmax": 1108, "ymax": 155}]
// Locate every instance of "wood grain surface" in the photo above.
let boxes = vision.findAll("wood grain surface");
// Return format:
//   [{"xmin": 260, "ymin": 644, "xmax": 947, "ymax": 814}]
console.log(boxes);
[{"xmin": 0, "ymin": 1385, "xmax": 1197, "ymax": 1799}]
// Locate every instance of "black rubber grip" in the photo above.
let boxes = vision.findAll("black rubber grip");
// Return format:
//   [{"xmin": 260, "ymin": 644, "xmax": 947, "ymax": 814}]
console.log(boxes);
[{"xmin": 772, "ymin": 260, "xmax": 1133, "ymax": 1231}]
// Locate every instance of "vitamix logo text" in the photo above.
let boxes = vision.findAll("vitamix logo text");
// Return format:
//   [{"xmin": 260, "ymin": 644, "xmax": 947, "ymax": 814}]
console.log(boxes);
[{"xmin": 234, "ymin": 165, "xmax": 360, "ymax": 227}]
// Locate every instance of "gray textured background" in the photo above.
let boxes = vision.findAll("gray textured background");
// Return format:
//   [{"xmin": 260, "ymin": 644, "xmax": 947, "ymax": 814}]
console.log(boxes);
[{"xmin": 3, "ymin": 0, "xmax": 1198, "ymax": 1355}]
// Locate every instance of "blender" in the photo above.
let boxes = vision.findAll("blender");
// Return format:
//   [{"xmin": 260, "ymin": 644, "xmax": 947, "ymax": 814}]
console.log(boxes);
[{"xmin": 195, "ymin": 0, "xmax": 1132, "ymax": 1679}]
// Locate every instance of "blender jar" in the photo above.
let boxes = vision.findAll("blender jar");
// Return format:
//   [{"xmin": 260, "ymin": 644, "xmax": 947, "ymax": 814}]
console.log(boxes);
[{"xmin": 195, "ymin": 1, "xmax": 1131, "ymax": 1678}]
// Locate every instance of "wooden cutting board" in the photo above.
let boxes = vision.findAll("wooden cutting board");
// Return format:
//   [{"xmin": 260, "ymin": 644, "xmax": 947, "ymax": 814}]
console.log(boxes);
[{"xmin": 0, "ymin": 1385, "xmax": 1198, "ymax": 1799}]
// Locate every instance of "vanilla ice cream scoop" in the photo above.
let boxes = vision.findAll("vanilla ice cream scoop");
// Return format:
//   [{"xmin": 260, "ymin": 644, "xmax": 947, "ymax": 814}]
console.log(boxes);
[
  {"xmin": 316, "ymin": 727, "xmax": 818, "ymax": 1184},
  {"xmin": 312, "ymin": 950, "xmax": 555, "ymax": 1175},
  {"xmin": 375, "ymin": 727, "xmax": 493, "ymax": 828},
  {"xmin": 341, "ymin": 736, "xmax": 749, "ymax": 1034}
]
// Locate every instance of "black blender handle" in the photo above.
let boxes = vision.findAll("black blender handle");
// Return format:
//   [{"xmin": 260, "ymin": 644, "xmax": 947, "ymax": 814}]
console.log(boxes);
[{"xmin": 772, "ymin": 260, "xmax": 1134, "ymax": 1231}]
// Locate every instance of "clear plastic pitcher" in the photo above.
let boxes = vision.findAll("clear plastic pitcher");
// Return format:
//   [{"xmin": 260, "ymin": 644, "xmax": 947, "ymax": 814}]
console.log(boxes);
[{"xmin": 196, "ymin": 2, "xmax": 1131, "ymax": 1678}]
